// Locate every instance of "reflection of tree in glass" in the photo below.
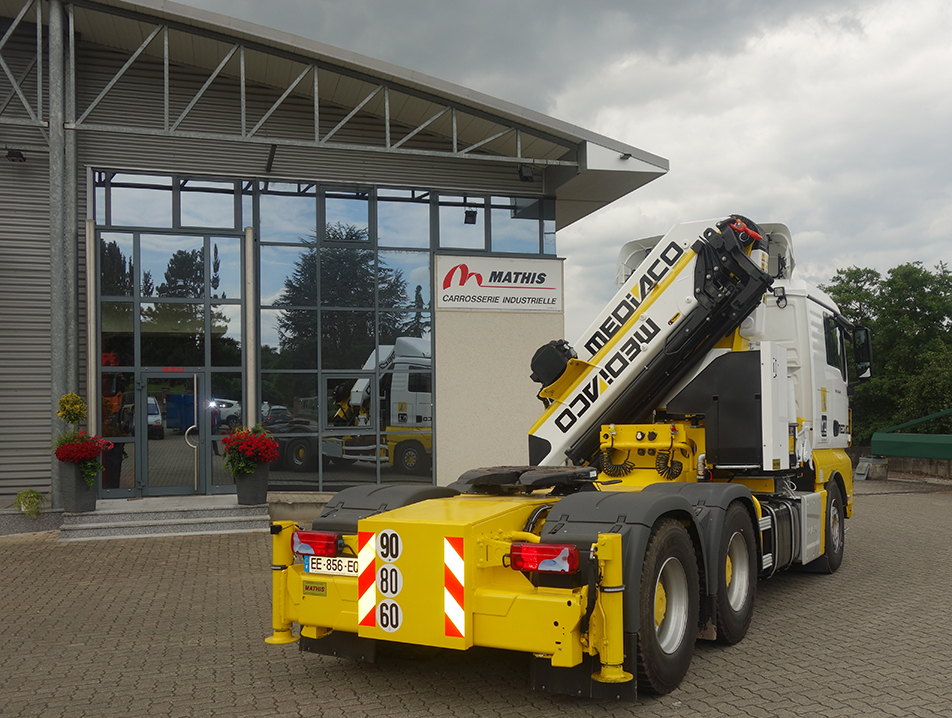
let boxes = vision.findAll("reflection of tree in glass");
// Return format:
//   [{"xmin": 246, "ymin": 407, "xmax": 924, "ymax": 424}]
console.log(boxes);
[
  {"xmin": 139, "ymin": 244, "xmax": 236, "ymax": 366},
  {"xmin": 273, "ymin": 223, "xmax": 411, "ymax": 369},
  {"xmin": 100, "ymin": 238, "xmax": 136, "ymax": 364},
  {"xmin": 101, "ymin": 238, "xmax": 134, "ymax": 296},
  {"xmin": 405, "ymin": 284, "xmax": 431, "ymax": 338}
]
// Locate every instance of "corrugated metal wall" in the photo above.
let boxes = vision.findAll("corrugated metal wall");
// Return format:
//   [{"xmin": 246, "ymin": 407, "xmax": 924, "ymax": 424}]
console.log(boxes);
[{"xmin": 0, "ymin": 26, "xmax": 52, "ymax": 502}]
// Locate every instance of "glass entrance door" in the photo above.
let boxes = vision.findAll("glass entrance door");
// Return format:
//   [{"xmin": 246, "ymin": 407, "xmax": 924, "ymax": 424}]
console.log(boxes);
[{"xmin": 143, "ymin": 374, "xmax": 205, "ymax": 495}]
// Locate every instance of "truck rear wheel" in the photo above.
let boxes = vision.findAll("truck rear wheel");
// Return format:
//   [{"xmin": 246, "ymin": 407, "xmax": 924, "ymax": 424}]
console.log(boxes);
[
  {"xmin": 637, "ymin": 519, "xmax": 699, "ymax": 694},
  {"xmin": 823, "ymin": 480, "xmax": 845, "ymax": 573},
  {"xmin": 716, "ymin": 502, "xmax": 757, "ymax": 645}
]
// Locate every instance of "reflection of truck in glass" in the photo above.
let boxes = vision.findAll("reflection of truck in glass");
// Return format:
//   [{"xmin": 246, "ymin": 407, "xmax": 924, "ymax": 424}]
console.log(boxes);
[{"xmin": 275, "ymin": 337, "xmax": 432, "ymax": 474}]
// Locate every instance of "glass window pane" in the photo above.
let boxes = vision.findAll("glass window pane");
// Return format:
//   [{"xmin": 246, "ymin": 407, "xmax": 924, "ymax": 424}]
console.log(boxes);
[
  {"xmin": 140, "ymin": 302, "xmax": 204, "ymax": 367},
  {"xmin": 102, "ymin": 441, "xmax": 135, "ymax": 489},
  {"xmin": 322, "ymin": 310, "xmax": 375, "ymax": 370},
  {"xmin": 101, "ymin": 301, "xmax": 135, "ymax": 366},
  {"xmin": 491, "ymin": 197, "xmax": 540, "ymax": 254},
  {"xmin": 210, "ymin": 372, "xmax": 243, "ymax": 430},
  {"xmin": 260, "ymin": 374, "xmax": 319, "ymax": 427},
  {"xmin": 543, "ymin": 218, "xmax": 557, "ymax": 255},
  {"xmin": 322, "ymin": 431, "xmax": 382, "ymax": 488},
  {"xmin": 439, "ymin": 196, "xmax": 485, "ymax": 250},
  {"xmin": 241, "ymin": 188, "xmax": 253, "ymax": 231},
  {"xmin": 325, "ymin": 375, "xmax": 372, "ymax": 430},
  {"xmin": 209, "ymin": 237, "xmax": 241, "ymax": 300},
  {"xmin": 110, "ymin": 174, "xmax": 173, "ymax": 228},
  {"xmin": 325, "ymin": 191, "xmax": 369, "ymax": 241},
  {"xmin": 260, "ymin": 183, "xmax": 316, "ymax": 244},
  {"xmin": 95, "ymin": 186, "xmax": 106, "ymax": 225},
  {"xmin": 320, "ymin": 247, "xmax": 374, "ymax": 308},
  {"xmin": 380, "ymin": 311, "xmax": 431, "ymax": 344},
  {"xmin": 258, "ymin": 374, "xmax": 321, "ymax": 484},
  {"xmin": 380, "ymin": 367, "xmax": 432, "ymax": 477},
  {"xmin": 180, "ymin": 180, "xmax": 237, "ymax": 228},
  {"xmin": 101, "ymin": 370, "xmax": 133, "ymax": 438},
  {"xmin": 210, "ymin": 304, "xmax": 242, "ymax": 367},
  {"xmin": 379, "ymin": 250, "xmax": 429, "ymax": 310},
  {"xmin": 378, "ymin": 189, "xmax": 430, "ymax": 248},
  {"xmin": 260, "ymin": 307, "xmax": 317, "ymax": 370},
  {"xmin": 140, "ymin": 235, "xmax": 205, "ymax": 298},
  {"xmin": 100, "ymin": 233, "xmax": 134, "ymax": 296},
  {"xmin": 261, "ymin": 243, "xmax": 316, "ymax": 307}
]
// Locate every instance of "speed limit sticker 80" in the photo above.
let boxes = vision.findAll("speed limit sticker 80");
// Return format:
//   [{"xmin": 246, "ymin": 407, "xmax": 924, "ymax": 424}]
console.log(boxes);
[{"xmin": 375, "ymin": 530, "xmax": 403, "ymax": 632}]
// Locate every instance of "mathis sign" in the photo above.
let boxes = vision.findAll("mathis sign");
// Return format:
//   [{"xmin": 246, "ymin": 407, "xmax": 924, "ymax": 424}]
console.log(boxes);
[{"xmin": 436, "ymin": 255, "xmax": 562, "ymax": 312}]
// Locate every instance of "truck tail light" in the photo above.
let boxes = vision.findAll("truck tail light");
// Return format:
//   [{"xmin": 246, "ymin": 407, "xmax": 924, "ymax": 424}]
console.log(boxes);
[
  {"xmin": 292, "ymin": 530, "xmax": 339, "ymax": 557},
  {"xmin": 509, "ymin": 542, "xmax": 580, "ymax": 574}
]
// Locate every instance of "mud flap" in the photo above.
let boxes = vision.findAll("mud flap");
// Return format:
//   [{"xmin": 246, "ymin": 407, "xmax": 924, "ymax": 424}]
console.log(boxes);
[
  {"xmin": 529, "ymin": 633, "xmax": 638, "ymax": 700},
  {"xmin": 300, "ymin": 631, "xmax": 377, "ymax": 663}
]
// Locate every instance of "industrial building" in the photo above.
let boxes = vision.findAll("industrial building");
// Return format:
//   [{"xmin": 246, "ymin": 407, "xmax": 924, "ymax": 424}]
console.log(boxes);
[{"xmin": 0, "ymin": 0, "xmax": 667, "ymax": 508}]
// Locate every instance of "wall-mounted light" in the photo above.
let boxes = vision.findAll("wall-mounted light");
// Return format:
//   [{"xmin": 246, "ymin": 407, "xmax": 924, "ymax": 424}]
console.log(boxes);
[
  {"xmin": 464, "ymin": 209, "xmax": 477, "ymax": 225},
  {"xmin": 6, "ymin": 149, "xmax": 26, "ymax": 162},
  {"xmin": 518, "ymin": 164, "xmax": 534, "ymax": 182}
]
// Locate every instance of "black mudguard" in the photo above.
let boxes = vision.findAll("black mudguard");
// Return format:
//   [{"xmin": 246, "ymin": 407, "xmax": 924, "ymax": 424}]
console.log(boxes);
[
  {"xmin": 532, "ymin": 482, "xmax": 757, "ymax": 699},
  {"xmin": 311, "ymin": 484, "xmax": 460, "ymax": 532},
  {"xmin": 639, "ymin": 482, "xmax": 758, "ymax": 597},
  {"xmin": 541, "ymin": 482, "xmax": 756, "ymax": 633}
]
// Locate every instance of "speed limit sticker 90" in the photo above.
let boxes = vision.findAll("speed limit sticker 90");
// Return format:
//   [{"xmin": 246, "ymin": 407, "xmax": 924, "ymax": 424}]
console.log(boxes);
[{"xmin": 376, "ymin": 529, "xmax": 402, "ymax": 562}]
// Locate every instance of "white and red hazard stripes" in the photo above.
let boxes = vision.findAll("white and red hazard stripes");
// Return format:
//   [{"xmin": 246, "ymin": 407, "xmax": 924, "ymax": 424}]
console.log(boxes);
[
  {"xmin": 357, "ymin": 531, "xmax": 376, "ymax": 627},
  {"xmin": 443, "ymin": 536, "xmax": 465, "ymax": 638}
]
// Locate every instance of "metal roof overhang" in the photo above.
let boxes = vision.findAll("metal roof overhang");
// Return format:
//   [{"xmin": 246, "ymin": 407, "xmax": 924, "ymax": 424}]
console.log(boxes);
[{"xmin": 0, "ymin": 0, "xmax": 668, "ymax": 228}]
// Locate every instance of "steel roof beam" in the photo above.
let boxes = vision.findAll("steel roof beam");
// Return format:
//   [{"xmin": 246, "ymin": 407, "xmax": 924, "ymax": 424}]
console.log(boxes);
[
  {"xmin": 170, "ymin": 42, "xmax": 239, "ymax": 132},
  {"xmin": 75, "ymin": 23, "xmax": 161, "ymax": 124}
]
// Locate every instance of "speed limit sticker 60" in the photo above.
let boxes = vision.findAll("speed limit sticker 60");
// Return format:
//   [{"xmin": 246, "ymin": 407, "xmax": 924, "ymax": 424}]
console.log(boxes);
[{"xmin": 376, "ymin": 599, "xmax": 402, "ymax": 632}]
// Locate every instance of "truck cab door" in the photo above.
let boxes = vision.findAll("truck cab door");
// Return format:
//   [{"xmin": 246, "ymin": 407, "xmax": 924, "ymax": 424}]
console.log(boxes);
[{"xmin": 820, "ymin": 315, "xmax": 850, "ymax": 445}]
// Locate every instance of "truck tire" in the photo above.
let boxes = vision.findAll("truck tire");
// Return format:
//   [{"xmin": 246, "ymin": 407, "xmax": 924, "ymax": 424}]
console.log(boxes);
[
  {"xmin": 716, "ymin": 502, "xmax": 757, "ymax": 645},
  {"xmin": 637, "ymin": 519, "xmax": 699, "ymax": 694},
  {"xmin": 285, "ymin": 437, "xmax": 315, "ymax": 472},
  {"xmin": 823, "ymin": 480, "xmax": 845, "ymax": 573},
  {"xmin": 394, "ymin": 441, "xmax": 429, "ymax": 475}
]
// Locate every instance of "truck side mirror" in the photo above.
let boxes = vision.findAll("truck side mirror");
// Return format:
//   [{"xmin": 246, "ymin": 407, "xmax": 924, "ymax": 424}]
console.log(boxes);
[{"xmin": 852, "ymin": 326, "xmax": 873, "ymax": 381}]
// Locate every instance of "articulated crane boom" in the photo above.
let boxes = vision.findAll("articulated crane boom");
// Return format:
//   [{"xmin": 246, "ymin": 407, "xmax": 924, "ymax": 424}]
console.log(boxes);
[
  {"xmin": 528, "ymin": 216, "xmax": 773, "ymax": 469},
  {"xmin": 267, "ymin": 215, "xmax": 873, "ymax": 701}
]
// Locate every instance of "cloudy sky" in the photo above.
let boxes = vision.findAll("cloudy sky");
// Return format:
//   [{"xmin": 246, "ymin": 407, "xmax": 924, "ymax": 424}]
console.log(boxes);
[{"xmin": 181, "ymin": 0, "xmax": 952, "ymax": 341}]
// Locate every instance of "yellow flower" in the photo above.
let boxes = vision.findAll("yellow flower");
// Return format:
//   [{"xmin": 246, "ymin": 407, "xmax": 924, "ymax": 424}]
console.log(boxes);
[{"xmin": 57, "ymin": 392, "xmax": 87, "ymax": 426}]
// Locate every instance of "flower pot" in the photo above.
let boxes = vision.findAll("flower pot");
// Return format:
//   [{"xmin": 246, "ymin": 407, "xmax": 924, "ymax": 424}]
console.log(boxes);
[
  {"xmin": 235, "ymin": 462, "xmax": 269, "ymax": 505},
  {"xmin": 60, "ymin": 463, "xmax": 98, "ymax": 513}
]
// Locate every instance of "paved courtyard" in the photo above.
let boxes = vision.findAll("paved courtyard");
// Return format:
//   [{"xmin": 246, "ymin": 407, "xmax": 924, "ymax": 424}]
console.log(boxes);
[{"xmin": 1, "ymin": 478, "xmax": 951, "ymax": 717}]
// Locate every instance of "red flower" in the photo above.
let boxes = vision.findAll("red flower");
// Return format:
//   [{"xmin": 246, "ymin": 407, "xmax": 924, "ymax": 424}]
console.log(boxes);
[{"xmin": 54, "ymin": 431, "xmax": 114, "ymax": 464}]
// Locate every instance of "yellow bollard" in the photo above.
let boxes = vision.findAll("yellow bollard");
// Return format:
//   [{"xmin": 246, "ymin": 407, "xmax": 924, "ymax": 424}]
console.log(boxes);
[
  {"xmin": 592, "ymin": 532, "xmax": 633, "ymax": 684},
  {"xmin": 265, "ymin": 521, "xmax": 300, "ymax": 645}
]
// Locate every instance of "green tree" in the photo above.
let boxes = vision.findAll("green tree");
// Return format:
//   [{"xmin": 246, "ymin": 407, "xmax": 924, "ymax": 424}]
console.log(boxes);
[{"xmin": 822, "ymin": 261, "xmax": 952, "ymax": 443}]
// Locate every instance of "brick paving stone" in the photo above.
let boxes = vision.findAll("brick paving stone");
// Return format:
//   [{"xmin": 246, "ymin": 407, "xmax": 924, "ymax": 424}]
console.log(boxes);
[{"xmin": 2, "ymin": 480, "xmax": 952, "ymax": 717}]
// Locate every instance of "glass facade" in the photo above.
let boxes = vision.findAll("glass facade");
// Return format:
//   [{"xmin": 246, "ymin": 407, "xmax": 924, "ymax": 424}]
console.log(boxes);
[{"xmin": 95, "ymin": 171, "xmax": 555, "ymax": 495}]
